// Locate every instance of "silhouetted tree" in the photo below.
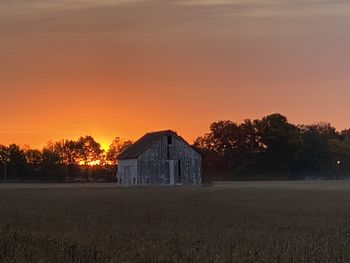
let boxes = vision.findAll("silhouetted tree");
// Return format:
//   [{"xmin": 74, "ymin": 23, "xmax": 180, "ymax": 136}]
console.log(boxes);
[
  {"xmin": 24, "ymin": 148, "xmax": 43, "ymax": 178},
  {"xmin": 107, "ymin": 137, "xmax": 133, "ymax": 165},
  {"xmin": 236, "ymin": 119, "xmax": 262, "ymax": 172},
  {"xmin": 77, "ymin": 136, "xmax": 104, "ymax": 181},
  {"xmin": 0, "ymin": 145, "xmax": 9, "ymax": 181},
  {"xmin": 41, "ymin": 148, "xmax": 64, "ymax": 181},
  {"xmin": 3, "ymin": 114, "xmax": 350, "ymax": 182},
  {"xmin": 194, "ymin": 120, "xmax": 241, "ymax": 169},
  {"xmin": 52, "ymin": 140, "xmax": 81, "ymax": 165},
  {"xmin": 297, "ymin": 123, "xmax": 339, "ymax": 178},
  {"xmin": 49, "ymin": 140, "xmax": 82, "ymax": 179},
  {"xmin": 6, "ymin": 144, "xmax": 27, "ymax": 180},
  {"xmin": 254, "ymin": 114, "xmax": 302, "ymax": 178},
  {"xmin": 194, "ymin": 119, "xmax": 263, "ymax": 179},
  {"xmin": 196, "ymin": 114, "xmax": 304, "ymax": 180}
]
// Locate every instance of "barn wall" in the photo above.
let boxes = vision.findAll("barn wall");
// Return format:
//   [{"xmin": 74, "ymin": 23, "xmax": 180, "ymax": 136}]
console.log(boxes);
[
  {"xmin": 137, "ymin": 160, "xmax": 170, "ymax": 185},
  {"xmin": 137, "ymin": 138, "xmax": 169, "ymax": 185},
  {"xmin": 138, "ymin": 137, "xmax": 168, "ymax": 160},
  {"xmin": 169, "ymin": 136, "xmax": 202, "ymax": 185},
  {"xmin": 117, "ymin": 159, "xmax": 138, "ymax": 186},
  {"xmin": 138, "ymin": 135, "xmax": 202, "ymax": 185}
]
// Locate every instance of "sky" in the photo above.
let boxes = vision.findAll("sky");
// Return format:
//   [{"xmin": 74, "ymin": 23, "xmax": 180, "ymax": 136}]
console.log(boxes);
[{"xmin": 1, "ymin": 0, "xmax": 350, "ymax": 150}]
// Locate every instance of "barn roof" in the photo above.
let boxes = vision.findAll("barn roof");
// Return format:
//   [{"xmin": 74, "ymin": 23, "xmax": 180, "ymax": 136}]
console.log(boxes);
[
  {"xmin": 118, "ymin": 130, "xmax": 173, "ymax": 160},
  {"xmin": 117, "ymin": 130, "xmax": 200, "ymax": 160}
]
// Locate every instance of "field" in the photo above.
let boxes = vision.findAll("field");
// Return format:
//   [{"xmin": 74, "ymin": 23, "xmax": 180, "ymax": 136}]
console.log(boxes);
[{"xmin": 1, "ymin": 182, "xmax": 350, "ymax": 262}]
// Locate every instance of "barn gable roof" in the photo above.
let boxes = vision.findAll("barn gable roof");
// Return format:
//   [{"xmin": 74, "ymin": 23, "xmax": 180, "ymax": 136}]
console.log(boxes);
[
  {"xmin": 117, "ymin": 130, "xmax": 199, "ymax": 160},
  {"xmin": 117, "ymin": 130, "xmax": 172, "ymax": 160}
]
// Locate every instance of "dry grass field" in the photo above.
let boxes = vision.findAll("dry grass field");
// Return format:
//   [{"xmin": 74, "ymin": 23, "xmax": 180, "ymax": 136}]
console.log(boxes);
[{"xmin": 1, "ymin": 181, "xmax": 350, "ymax": 262}]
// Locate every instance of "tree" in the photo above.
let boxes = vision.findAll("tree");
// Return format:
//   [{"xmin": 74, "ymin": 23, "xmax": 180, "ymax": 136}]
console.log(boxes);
[
  {"xmin": 194, "ymin": 119, "xmax": 262, "ymax": 177},
  {"xmin": 254, "ymin": 114, "xmax": 302, "ymax": 177},
  {"xmin": 327, "ymin": 138, "xmax": 350, "ymax": 177},
  {"xmin": 6, "ymin": 144, "xmax": 27, "ymax": 180},
  {"xmin": 0, "ymin": 145, "xmax": 9, "ymax": 182},
  {"xmin": 77, "ymin": 136, "xmax": 103, "ymax": 165},
  {"xmin": 48, "ymin": 140, "xmax": 80, "ymax": 166},
  {"xmin": 76, "ymin": 136, "xmax": 104, "ymax": 181},
  {"xmin": 24, "ymin": 148, "xmax": 43, "ymax": 178},
  {"xmin": 340, "ymin": 129, "xmax": 350, "ymax": 140},
  {"xmin": 49, "ymin": 140, "xmax": 83, "ymax": 179},
  {"xmin": 0, "ymin": 145, "xmax": 9, "ymax": 164},
  {"xmin": 194, "ymin": 120, "xmax": 241, "ymax": 169},
  {"xmin": 106, "ymin": 137, "xmax": 132, "ymax": 165},
  {"xmin": 236, "ymin": 119, "xmax": 262, "ymax": 171},
  {"xmin": 298, "ymin": 123, "xmax": 339, "ymax": 177},
  {"xmin": 41, "ymin": 148, "xmax": 64, "ymax": 181}
]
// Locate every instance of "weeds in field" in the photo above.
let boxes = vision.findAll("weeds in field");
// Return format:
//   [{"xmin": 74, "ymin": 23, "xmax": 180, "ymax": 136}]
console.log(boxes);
[{"xmin": 1, "ymin": 187, "xmax": 350, "ymax": 262}]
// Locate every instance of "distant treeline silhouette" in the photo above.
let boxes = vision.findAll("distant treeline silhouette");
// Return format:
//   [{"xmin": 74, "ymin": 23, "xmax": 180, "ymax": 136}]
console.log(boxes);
[
  {"xmin": 195, "ymin": 113, "xmax": 350, "ymax": 181},
  {"xmin": 1, "ymin": 113, "xmax": 350, "ymax": 182},
  {"xmin": 0, "ymin": 136, "xmax": 132, "ymax": 182}
]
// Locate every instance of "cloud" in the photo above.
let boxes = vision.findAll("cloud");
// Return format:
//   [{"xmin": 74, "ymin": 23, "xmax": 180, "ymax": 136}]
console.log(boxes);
[
  {"xmin": 0, "ymin": 0, "xmax": 148, "ymax": 16},
  {"xmin": 175, "ymin": 0, "xmax": 350, "ymax": 17}
]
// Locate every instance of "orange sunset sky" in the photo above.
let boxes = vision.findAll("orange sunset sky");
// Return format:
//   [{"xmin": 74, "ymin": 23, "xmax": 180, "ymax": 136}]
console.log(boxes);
[{"xmin": 2, "ymin": 0, "xmax": 350, "ymax": 150}]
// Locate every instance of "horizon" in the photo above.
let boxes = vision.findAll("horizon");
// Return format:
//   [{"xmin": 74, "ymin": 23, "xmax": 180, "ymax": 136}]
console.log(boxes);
[
  {"xmin": 2, "ymin": 0, "xmax": 350, "ymax": 150},
  {"xmin": 0, "ymin": 113, "xmax": 347, "ymax": 151}
]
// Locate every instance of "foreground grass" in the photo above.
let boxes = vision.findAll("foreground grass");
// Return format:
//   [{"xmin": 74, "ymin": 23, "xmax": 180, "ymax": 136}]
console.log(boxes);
[{"xmin": 1, "ymin": 184, "xmax": 350, "ymax": 262}]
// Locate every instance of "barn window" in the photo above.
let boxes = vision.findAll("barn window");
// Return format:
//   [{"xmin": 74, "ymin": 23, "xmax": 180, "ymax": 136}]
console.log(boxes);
[{"xmin": 167, "ymin": 135, "xmax": 172, "ymax": 145}]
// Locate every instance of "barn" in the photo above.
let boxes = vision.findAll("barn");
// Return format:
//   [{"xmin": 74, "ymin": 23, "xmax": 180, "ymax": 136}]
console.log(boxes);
[{"xmin": 116, "ymin": 130, "xmax": 202, "ymax": 186}]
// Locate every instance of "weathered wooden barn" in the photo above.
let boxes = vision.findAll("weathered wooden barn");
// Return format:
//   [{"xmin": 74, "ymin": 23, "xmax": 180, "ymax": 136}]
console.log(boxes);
[{"xmin": 116, "ymin": 130, "xmax": 202, "ymax": 186}]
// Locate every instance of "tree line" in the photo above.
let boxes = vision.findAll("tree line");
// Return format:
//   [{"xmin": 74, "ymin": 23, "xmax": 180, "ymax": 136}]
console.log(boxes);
[
  {"xmin": 0, "ymin": 136, "xmax": 132, "ymax": 182},
  {"xmin": 1, "ymin": 113, "xmax": 350, "ymax": 182},
  {"xmin": 194, "ymin": 113, "xmax": 350, "ymax": 180}
]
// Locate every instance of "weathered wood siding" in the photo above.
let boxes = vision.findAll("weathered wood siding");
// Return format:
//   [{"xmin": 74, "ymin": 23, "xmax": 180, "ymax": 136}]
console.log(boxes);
[
  {"xmin": 117, "ymin": 159, "xmax": 138, "ymax": 186},
  {"xmin": 169, "ymin": 136, "xmax": 202, "ymax": 185},
  {"xmin": 137, "ymin": 135, "xmax": 202, "ymax": 185}
]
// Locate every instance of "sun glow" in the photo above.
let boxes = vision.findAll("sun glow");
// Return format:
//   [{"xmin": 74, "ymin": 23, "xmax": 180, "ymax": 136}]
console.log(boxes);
[
  {"xmin": 79, "ymin": 160, "xmax": 101, "ymax": 166},
  {"xmin": 98, "ymin": 138, "xmax": 111, "ymax": 152}
]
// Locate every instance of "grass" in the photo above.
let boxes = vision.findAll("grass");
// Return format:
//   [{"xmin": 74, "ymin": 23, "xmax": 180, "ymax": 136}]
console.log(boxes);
[{"xmin": 1, "ymin": 182, "xmax": 350, "ymax": 262}]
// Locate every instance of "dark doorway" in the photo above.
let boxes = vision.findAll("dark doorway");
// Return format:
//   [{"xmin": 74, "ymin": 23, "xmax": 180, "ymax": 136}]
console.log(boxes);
[{"xmin": 177, "ymin": 160, "xmax": 182, "ymax": 184}]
